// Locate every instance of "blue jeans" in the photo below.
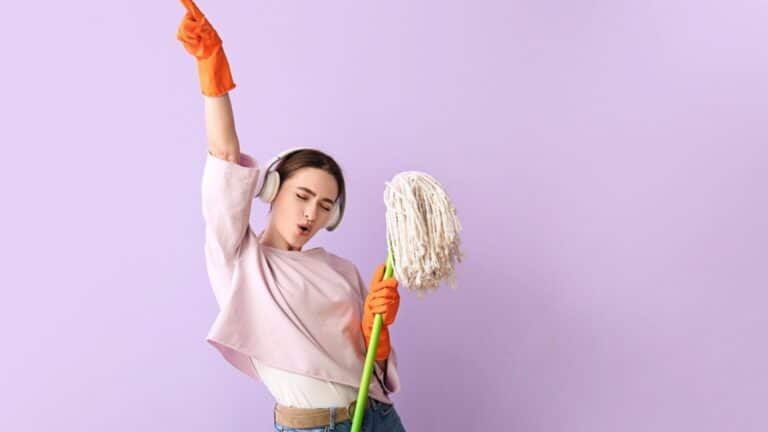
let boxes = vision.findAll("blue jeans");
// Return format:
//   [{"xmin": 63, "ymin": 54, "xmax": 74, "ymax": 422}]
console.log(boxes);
[{"xmin": 273, "ymin": 399, "xmax": 407, "ymax": 432}]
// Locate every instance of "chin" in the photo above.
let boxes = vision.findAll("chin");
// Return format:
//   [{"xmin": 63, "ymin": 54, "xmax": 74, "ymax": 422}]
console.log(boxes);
[{"xmin": 282, "ymin": 227, "xmax": 312, "ymax": 249}]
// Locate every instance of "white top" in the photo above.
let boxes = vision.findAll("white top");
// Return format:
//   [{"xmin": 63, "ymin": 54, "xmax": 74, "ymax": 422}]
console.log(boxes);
[{"xmin": 251, "ymin": 358, "xmax": 360, "ymax": 408}]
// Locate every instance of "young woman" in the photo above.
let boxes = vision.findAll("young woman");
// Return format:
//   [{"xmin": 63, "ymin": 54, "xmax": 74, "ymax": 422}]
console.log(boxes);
[{"xmin": 176, "ymin": 1, "xmax": 408, "ymax": 431}]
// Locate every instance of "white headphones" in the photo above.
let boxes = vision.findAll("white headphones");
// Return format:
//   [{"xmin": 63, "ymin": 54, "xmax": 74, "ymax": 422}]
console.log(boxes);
[{"xmin": 254, "ymin": 147, "xmax": 345, "ymax": 231}]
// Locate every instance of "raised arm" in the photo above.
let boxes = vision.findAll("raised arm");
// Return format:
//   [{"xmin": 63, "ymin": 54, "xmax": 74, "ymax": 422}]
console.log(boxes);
[
  {"xmin": 176, "ymin": 0, "xmax": 241, "ymax": 163},
  {"xmin": 204, "ymin": 94, "xmax": 241, "ymax": 164}
]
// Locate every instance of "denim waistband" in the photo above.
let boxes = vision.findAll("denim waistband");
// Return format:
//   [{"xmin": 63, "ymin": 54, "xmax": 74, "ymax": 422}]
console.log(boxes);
[{"xmin": 274, "ymin": 397, "xmax": 393, "ymax": 430}]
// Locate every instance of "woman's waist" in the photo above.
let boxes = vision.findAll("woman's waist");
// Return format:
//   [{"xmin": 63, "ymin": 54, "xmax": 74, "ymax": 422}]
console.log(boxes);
[{"xmin": 253, "ymin": 358, "xmax": 359, "ymax": 408}]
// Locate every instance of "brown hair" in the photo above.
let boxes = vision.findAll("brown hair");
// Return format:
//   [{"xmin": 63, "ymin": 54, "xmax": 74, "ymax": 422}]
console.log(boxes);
[{"xmin": 270, "ymin": 149, "xmax": 346, "ymax": 214}]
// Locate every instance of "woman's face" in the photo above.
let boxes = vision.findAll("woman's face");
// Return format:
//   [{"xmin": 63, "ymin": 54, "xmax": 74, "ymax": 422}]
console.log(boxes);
[{"xmin": 266, "ymin": 167, "xmax": 339, "ymax": 251}]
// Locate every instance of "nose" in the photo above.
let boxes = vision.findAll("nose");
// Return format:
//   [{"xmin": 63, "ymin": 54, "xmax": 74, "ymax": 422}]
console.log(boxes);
[{"xmin": 304, "ymin": 206, "xmax": 317, "ymax": 221}]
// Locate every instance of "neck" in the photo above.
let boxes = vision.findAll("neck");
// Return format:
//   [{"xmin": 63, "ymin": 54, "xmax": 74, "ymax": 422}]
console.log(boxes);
[{"xmin": 259, "ymin": 224, "xmax": 302, "ymax": 251}]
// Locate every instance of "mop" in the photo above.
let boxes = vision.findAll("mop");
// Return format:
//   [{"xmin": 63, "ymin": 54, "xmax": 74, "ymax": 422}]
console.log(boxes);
[{"xmin": 351, "ymin": 171, "xmax": 464, "ymax": 431}]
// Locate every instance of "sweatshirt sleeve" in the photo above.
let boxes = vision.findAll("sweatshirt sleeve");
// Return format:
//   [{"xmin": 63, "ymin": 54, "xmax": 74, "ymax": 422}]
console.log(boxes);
[{"xmin": 201, "ymin": 150, "xmax": 260, "ymax": 306}]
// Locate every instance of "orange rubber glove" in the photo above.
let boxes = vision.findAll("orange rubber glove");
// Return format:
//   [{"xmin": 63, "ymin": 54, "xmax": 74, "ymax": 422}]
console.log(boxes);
[
  {"xmin": 361, "ymin": 263, "xmax": 401, "ymax": 361},
  {"xmin": 176, "ymin": 0, "xmax": 236, "ymax": 96}
]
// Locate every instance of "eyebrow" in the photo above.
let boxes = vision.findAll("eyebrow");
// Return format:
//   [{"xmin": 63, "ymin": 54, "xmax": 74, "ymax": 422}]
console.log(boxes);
[{"xmin": 296, "ymin": 187, "xmax": 335, "ymax": 205}]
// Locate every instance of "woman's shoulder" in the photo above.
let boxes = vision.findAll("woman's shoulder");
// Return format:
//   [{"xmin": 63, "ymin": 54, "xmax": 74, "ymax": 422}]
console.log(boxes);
[
  {"xmin": 322, "ymin": 249, "xmax": 357, "ymax": 271},
  {"xmin": 319, "ymin": 249, "xmax": 364, "ymax": 281}
]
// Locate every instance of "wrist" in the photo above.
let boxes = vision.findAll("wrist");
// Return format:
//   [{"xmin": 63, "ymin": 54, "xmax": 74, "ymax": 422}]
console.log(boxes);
[{"xmin": 197, "ymin": 47, "xmax": 236, "ymax": 97}]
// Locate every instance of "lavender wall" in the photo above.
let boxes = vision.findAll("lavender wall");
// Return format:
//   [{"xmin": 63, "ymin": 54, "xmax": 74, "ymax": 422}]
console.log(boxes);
[{"xmin": 2, "ymin": 0, "xmax": 766, "ymax": 430}]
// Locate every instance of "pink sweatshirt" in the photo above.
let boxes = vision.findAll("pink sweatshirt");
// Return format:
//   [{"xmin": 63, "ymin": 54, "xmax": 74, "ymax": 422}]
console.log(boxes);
[{"xmin": 201, "ymin": 151, "xmax": 400, "ymax": 405}]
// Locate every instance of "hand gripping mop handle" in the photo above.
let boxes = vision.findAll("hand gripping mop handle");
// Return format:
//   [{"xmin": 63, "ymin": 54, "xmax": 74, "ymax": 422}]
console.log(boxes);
[{"xmin": 351, "ymin": 248, "xmax": 395, "ymax": 432}]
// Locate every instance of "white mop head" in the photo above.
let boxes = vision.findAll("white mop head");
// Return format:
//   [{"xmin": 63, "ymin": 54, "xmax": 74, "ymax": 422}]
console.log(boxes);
[{"xmin": 384, "ymin": 171, "xmax": 464, "ymax": 298}]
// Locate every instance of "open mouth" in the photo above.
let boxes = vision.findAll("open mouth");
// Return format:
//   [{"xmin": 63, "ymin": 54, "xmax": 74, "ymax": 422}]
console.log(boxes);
[{"xmin": 297, "ymin": 224, "xmax": 311, "ymax": 235}]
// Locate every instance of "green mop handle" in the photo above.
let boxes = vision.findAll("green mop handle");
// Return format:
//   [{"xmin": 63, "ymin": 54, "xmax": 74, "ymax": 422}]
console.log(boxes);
[{"xmin": 351, "ymin": 249, "xmax": 395, "ymax": 432}]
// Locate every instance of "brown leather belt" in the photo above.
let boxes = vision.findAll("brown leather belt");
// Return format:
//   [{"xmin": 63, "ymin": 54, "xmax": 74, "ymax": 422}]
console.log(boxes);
[{"xmin": 274, "ymin": 397, "xmax": 374, "ymax": 429}]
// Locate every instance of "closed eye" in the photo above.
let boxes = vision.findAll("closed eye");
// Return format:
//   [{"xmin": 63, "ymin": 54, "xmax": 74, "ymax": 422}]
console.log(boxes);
[{"xmin": 296, "ymin": 194, "xmax": 331, "ymax": 212}]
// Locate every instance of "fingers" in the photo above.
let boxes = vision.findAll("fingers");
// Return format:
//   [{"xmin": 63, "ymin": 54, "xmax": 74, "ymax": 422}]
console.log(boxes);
[
  {"xmin": 367, "ymin": 295, "xmax": 400, "ymax": 325},
  {"xmin": 368, "ymin": 297, "xmax": 399, "ymax": 313},
  {"xmin": 366, "ymin": 281, "xmax": 399, "ymax": 313},
  {"xmin": 369, "ymin": 263, "xmax": 386, "ymax": 286},
  {"xmin": 369, "ymin": 309, "xmax": 398, "ymax": 326},
  {"xmin": 372, "ymin": 307, "xmax": 398, "ymax": 326},
  {"xmin": 370, "ymin": 268, "xmax": 397, "ymax": 289},
  {"xmin": 176, "ymin": 20, "xmax": 199, "ymax": 42},
  {"xmin": 180, "ymin": 0, "xmax": 204, "ymax": 18},
  {"xmin": 367, "ymin": 286, "xmax": 399, "ymax": 305},
  {"xmin": 363, "ymin": 264, "xmax": 400, "ymax": 328},
  {"xmin": 365, "ymin": 290, "xmax": 399, "ymax": 310},
  {"xmin": 368, "ymin": 301, "xmax": 398, "ymax": 316},
  {"xmin": 364, "ymin": 306, "xmax": 397, "ymax": 330},
  {"xmin": 178, "ymin": 15, "xmax": 200, "ymax": 30},
  {"xmin": 368, "ymin": 289, "xmax": 399, "ymax": 302}
]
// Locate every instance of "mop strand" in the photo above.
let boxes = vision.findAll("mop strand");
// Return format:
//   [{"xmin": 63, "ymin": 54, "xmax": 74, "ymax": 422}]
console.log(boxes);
[{"xmin": 383, "ymin": 171, "xmax": 465, "ymax": 297}]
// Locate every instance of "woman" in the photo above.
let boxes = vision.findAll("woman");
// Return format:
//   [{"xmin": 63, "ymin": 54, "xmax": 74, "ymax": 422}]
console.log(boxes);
[{"xmin": 176, "ymin": 1, "xmax": 408, "ymax": 431}]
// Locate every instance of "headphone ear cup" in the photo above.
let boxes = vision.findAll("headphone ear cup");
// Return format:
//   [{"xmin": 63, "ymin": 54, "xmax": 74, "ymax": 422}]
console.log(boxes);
[
  {"xmin": 325, "ymin": 201, "xmax": 341, "ymax": 231},
  {"xmin": 259, "ymin": 171, "xmax": 281, "ymax": 203}
]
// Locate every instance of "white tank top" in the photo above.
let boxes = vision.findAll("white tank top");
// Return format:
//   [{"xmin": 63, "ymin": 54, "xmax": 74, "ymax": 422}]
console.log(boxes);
[{"xmin": 251, "ymin": 357, "xmax": 359, "ymax": 408}]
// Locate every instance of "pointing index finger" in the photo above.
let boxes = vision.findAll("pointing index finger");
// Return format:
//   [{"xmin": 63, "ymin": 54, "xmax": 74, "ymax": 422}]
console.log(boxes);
[{"xmin": 180, "ymin": 0, "xmax": 203, "ymax": 18}]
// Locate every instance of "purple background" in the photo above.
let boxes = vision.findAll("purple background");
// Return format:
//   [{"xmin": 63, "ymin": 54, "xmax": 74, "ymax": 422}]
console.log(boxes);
[{"xmin": 2, "ymin": 0, "xmax": 767, "ymax": 430}]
